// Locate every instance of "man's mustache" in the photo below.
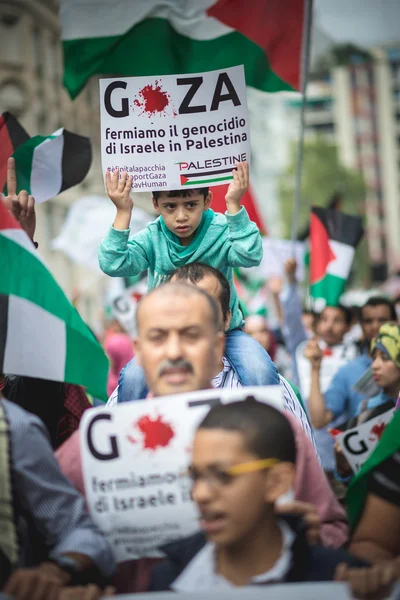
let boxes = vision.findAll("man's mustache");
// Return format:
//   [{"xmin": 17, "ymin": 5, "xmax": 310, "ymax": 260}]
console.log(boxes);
[{"xmin": 158, "ymin": 359, "xmax": 194, "ymax": 377}]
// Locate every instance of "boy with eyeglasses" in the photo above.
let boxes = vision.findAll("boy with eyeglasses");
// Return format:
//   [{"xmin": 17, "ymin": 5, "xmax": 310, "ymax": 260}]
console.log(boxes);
[{"xmin": 149, "ymin": 401, "xmax": 366, "ymax": 592}]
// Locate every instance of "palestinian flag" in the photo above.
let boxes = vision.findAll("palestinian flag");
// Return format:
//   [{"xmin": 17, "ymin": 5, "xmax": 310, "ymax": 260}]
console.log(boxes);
[
  {"xmin": 0, "ymin": 202, "xmax": 109, "ymax": 400},
  {"xmin": 60, "ymin": 0, "xmax": 305, "ymax": 99},
  {"xmin": 3, "ymin": 128, "xmax": 92, "ymax": 204},
  {"xmin": 310, "ymin": 206, "xmax": 364, "ymax": 308},
  {"xmin": 0, "ymin": 113, "xmax": 30, "ymax": 191}
]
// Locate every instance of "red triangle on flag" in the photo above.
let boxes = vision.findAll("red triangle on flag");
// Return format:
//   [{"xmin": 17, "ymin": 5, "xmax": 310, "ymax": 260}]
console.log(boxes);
[
  {"xmin": 310, "ymin": 212, "xmax": 336, "ymax": 284},
  {"xmin": 209, "ymin": 184, "xmax": 266, "ymax": 234},
  {"xmin": 0, "ymin": 199, "xmax": 21, "ymax": 231},
  {"xmin": 180, "ymin": 174, "xmax": 189, "ymax": 186}
]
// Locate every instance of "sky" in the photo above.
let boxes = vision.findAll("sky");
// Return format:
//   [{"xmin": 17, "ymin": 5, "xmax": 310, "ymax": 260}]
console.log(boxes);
[{"xmin": 315, "ymin": 0, "xmax": 400, "ymax": 48}]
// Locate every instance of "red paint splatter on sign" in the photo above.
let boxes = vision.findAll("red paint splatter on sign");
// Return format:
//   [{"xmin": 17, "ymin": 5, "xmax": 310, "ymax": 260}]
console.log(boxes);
[
  {"xmin": 136, "ymin": 414, "xmax": 175, "ymax": 450},
  {"xmin": 369, "ymin": 422, "xmax": 387, "ymax": 441},
  {"xmin": 132, "ymin": 80, "xmax": 175, "ymax": 117}
]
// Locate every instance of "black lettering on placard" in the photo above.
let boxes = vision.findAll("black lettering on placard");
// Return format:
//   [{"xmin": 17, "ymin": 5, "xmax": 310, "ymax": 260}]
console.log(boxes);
[
  {"xmin": 87, "ymin": 413, "xmax": 120, "ymax": 460},
  {"xmin": 177, "ymin": 77, "xmax": 206, "ymax": 114},
  {"xmin": 104, "ymin": 81, "xmax": 129, "ymax": 118},
  {"xmin": 342, "ymin": 431, "xmax": 368, "ymax": 456},
  {"xmin": 210, "ymin": 72, "xmax": 241, "ymax": 111},
  {"xmin": 188, "ymin": 397, "xmax": 221, "ymax": 409}
]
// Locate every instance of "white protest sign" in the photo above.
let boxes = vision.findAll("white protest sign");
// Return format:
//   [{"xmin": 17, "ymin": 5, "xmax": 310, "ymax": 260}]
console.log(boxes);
[
  {"xmin": 336, "ymin": 408, "xmax": 395, "ymax": 473},
  {"xmin": 80, "ymin": 386, "xmax": 283, "ymax": 562},
  {"xmin": 248, "ymin": 239, "xmax": 305, "ymax": 282},
  {"xmin": 99, "ymin": 66, "xmax": 250, "ymax": 192}
]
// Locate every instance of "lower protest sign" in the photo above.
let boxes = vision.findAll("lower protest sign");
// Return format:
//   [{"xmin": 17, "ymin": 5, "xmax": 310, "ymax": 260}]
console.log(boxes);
[
  {"xmin": 80, "ymin": 386, "xmax": 283, "ymax": 562},
  {"xmin": 336, "ymin": 408, "xmax": 395, "ymax": 473},
  {"xmin": 100, "ymin": 65, "xmax": 250, "ymax": 191}
]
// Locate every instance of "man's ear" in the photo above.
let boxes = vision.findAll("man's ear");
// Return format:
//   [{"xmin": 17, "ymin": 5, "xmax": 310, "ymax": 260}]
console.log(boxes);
[
  {"xmin": 152, "ymin": 196, "xmax": 161, "ymax": 214},
  {"xmin": 264, "ymin": 463, "xmax": 295, "ymax": 504},
  {"xmin": 204, "ymin": 191, "xmax": 212, "ymax": 210},
  {"xmin": 215, "ymin": 330, "xmax": 226, "ymax": 364},
  {"xmin": 133, "ymin": 337, "xmax": 142, "ymax": 367}
]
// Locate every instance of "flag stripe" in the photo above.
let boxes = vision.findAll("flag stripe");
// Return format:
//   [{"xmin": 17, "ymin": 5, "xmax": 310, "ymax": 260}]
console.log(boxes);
[
  {"xmin": 0, "ymin": 294, "xmax": 9, "ymax": 372},
  {"xmin": 312, "ymin": 206, "xmax": 364, "ymax": 247},
  {"xmin": 31, "ymin": 135, "xmax": 64, "ymax": 202},
  {"xmin": 60, "ymin": 130, "xmax": 92, "ymax": 193},
  {"xmin": 310, "ymin": 273, "xmax": 347, "ymax": 307},
  {"xmin": 63, "ymin": 19, "xmax": 296, "ymax": 99},
  {"xmin": 327, "ymin": 241, "xmax": 355, "ymax": 280},
  {"xmin": 60, "ymin": 0, "xmax": 232, "ymax": 41},
  {"xmin": 3, "ymin": 295, "xmax": 67, "ymax": 381}
]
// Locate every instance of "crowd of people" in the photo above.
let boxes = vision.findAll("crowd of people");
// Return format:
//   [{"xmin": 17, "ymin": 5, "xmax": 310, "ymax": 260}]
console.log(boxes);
[{"xmin": 1, "ymin": 157, "xmax": 400, "ymax": 599}]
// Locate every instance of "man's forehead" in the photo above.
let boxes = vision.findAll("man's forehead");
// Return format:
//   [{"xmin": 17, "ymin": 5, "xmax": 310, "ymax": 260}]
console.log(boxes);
[{"xmin": 138, "ymin": 292, "xmax": 210, "ymax": 328}]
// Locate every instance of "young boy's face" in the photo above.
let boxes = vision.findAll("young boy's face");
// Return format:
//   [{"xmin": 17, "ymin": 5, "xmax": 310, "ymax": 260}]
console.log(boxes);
[
  {"xmin": 152, "ymin": 191, "xmax": 211, "ymax": 246},
  {"xmin": 190, "ymin": 429, "xmax": 291, "ymax": 548}
]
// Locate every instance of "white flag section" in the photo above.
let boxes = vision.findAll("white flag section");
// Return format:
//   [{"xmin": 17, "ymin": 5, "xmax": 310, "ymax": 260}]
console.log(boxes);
[
  {"xmin": 80, "ymin": 386, "xmax": 283, "ymax": 562},
  {"xmin": 336, "ymin": 408, "xmax": 395, "ymax": 474},
  {"xmin": 99, "ymin": 65, "xmax": 250, "ymax": 191},
  {"xmin": 248, "ymin": 239, "xmax": 305, "ymax": 281},
  {"xmin": 51, "ymin": 196, "xmax": 152, "ymax": 271}
]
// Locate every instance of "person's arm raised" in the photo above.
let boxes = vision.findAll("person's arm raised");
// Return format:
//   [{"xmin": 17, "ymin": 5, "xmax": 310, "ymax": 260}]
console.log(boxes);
[
  {"xmin": 2, "ymin": 157, "xmax": 36, "ymax": 242},
  {"xmin": 304, "ymin": 337, "xmax": 334, "ymax": 428}
]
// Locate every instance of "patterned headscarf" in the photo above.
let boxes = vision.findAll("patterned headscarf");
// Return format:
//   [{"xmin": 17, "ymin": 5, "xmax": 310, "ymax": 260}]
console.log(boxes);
[{"xmin": 371, "ymin": 323, "xmax": 400, "ymax": 369}]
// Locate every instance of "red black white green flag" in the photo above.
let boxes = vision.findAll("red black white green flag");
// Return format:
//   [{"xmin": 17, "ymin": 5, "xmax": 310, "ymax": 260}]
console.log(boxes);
[
  {"xmin": 0, "ymin": 201, "xmax": 109, "ymax": 400},
  {"xmin": 310, "ymin": 206, "xmax": 364, "ymax": 308},
  {"xmin": 60, "ymin": 0, "xmax": 305, "ymax": 99},
  {"xmin": 0, "ymin": 112, "xmax": 92, "ymax": 204}
]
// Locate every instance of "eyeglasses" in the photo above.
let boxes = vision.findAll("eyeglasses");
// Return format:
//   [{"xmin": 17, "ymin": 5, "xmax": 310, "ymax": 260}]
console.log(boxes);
[{"xmin": 187, "ymin": 458, "xmax": 280, "ymax": 492}]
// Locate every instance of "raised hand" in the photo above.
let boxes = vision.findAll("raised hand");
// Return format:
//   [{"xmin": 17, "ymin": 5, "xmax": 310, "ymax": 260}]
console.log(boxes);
[
  {"xmin": 225, "ymin": 161, "xmax": 249, "ymax": 214},
  {"xmin": 304, "ymin": 336, "xmax": 323, "ymax": 370},
  {"xmin": 284, "ymin": 257, "xmax": 297, "ymax": 284},
  {"xmin": 2, "ymin": 157, "xmax": 36, "ymax": 241},
  {"xmin": 105, "ymin": 169, "xmax": 133, "ymax": 214}
]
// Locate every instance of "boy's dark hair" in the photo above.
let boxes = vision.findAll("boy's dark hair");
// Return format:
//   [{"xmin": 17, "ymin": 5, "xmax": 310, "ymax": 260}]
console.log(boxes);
[
  {"xmin": 168, "ymin": 263, "xmax": 230, "ymax": 324},
  {"xmin": 198, "ymin": 400, "xmax": 296, "ymax": 464},
  {"xmin": 318, "ymin": 304, "xmax": 353, "ymax": 325},
  {"xmin": 152, "ymin": 188, "xmax": 209, "ymax": 202},
  {"xmin": 360, "ymin": 296, "xmax": 397, "ymax": 322}
]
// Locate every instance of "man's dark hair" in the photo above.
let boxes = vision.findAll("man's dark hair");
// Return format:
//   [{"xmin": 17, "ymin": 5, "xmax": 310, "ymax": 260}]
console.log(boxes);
[
  {"xmin": 168, "ymin": 263, "xmax": 230, "ymax": 324},
  {"xmin": 360, "ymin": 296, "xmax": 397, "ymax": 322},
  {"xmin": 319, "ymin": 304, "xmax": 353, "ymax": 325},
  {"xmin": 198, "ymin": 400, "xmax": 296, "ymax": 464},
  {"xmin": 152, "ymin": 188, "xmax": 209, "ymax": 202},
  {"xmin": 136, "ymin": 282, "xmax": 222, "ymax": 332}
]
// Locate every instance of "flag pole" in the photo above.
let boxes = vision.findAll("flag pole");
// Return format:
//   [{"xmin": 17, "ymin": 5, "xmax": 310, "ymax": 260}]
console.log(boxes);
[{"xmin": 291, "ymin": 0, "xmax": 314, "ymax": 247}]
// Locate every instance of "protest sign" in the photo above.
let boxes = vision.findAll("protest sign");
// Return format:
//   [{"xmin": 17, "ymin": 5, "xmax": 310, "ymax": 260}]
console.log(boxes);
[
  {"xmin": 336, "ymin": 408, "xmax": 395, "ymax": 473},
  {"xmin": 103, "ymin": 582, "xmax": 353, "ymax": 600},
  {"xmin": 248, "ymin": 239, "xmax": 305, "ymax": 281},
  {"xmin": 99, "ymin": 66, "xmax": 250, "ymax": 192},
  {"xmin": 80, "ymin": 386, "xmax": 283, "ymax": 562}
]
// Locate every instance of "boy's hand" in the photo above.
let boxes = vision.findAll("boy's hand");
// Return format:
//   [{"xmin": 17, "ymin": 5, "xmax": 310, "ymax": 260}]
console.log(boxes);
[
  {"xmin": 106, "ymin": 169, "xmax": 133, "ymax": 230},
  {"xmin": 225, "ymin": 161, "xmax": 249, "ymax": 214}
]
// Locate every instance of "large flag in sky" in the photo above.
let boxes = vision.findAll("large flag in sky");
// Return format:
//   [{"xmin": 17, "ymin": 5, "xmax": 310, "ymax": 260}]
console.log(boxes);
[
  {"xmin": 310, "ymin": 206, "xmax": 364, "ymax": 308},
  {"xmin": 60, "ymin": 0, "xmax": 305, "ymax": 99},
  {"xmin": 0, "ymin": 113, "xmax": 30, "ymax": 192},
  {"xmin": 3, "ymin": 126, "xmax": 92, "ymax": 204},
  {"xmin": 0, "ymin": 201, "xmax": 109, "ymax": 400}
]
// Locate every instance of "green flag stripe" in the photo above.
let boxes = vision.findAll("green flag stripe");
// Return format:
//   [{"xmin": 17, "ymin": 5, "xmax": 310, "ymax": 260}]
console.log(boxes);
[
  {"xmin": 63, "ymin": 18, "xmax": 296, "ymax": 98},
  {"xmin": 310, "ymin": 273, "xmax": 346, "ymax": 307},
  {"xmin": 0, "ymin": 234, "xmax": 108, "ymax": 399}
]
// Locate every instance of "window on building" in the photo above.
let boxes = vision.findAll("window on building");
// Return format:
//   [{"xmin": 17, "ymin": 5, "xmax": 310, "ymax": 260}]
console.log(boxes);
[
  {"xmin": 32, "ymin": 25, "xmax": 42, "ymax": 76},
  {"xmin": 0, "ymin": 12, "xmax": 23, "ymax": 64}
]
